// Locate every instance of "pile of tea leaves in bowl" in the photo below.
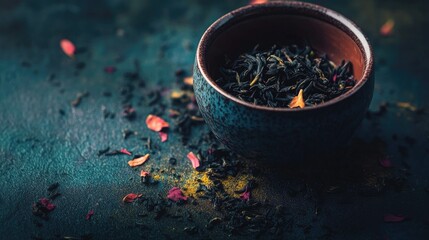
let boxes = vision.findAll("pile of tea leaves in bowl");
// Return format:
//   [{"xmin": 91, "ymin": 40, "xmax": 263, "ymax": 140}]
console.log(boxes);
[{"xmin": 216, "ymin": 44, "xmax": 356, "ymax": 108}]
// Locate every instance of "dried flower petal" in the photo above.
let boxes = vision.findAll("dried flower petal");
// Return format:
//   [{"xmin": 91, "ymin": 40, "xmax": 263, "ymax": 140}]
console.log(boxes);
[
  {"xmin": 384, "ymin": 214, "xmax": 406, "ymax": 223},
  {"xmin": 187, "ymin": 152, "xmax": 200, "ymax": 169},
  {"xmin": 396, "ymin": 102, "xmax": 417, "ymax": 112},
  {"xmin": 128, "ymin": 154, "xmax": 150, "ymax": 167},
  {"xmin": 288, "ymin": 89, "xmax": 305, "ymax": 108},
  {"xmin": 39, "ymin": 198, "xmax": 56, "ymax": 211},
  {"xmin": 122, "ymin": 193, "xmax": 142, "ymax": 203},
  {"xmin": 379, "ymin": 158, "xmax": 392, "ymax": 168},
  {"xmin": 240, "ymin": 190, "xmax": 251, "ymax": 201},
  {"xmin": 140, "ymin": 170, "xmax": 150, "ymax": 177},
  {"xmin": 104, "ymin": 66, "xmax": 117, "ymax": 74},
  {"xmin": 167, "ymin": 187, "xmax": 188, "ymax": 202},
  {"xmin": 146, "ymin": 114, "xmax": 169, "ymax": 132},
  {"xmin": 60, "ymin": 39, "xmax": 76, "ymax": 58},
  {"xmin": 120, "ymin": 148, "xmax": 132, "ymax": 156},
  {"xmin": 249, "ymin": 0, "xmax": 268, "ymax": 4},
  {"xmin": 380, "ymin": 19, "xmax": 395, "ymax": 36},
  {"xmin": 86, "ymin": 209, "xmax": 94, "ymax": 220},
  {"xmin": 159, "ymin": 132, "xmax": 168, "ymax": 142},
  {"xmin": 183, "ymin": 76, "xmax": 193, "ymax": 86}
]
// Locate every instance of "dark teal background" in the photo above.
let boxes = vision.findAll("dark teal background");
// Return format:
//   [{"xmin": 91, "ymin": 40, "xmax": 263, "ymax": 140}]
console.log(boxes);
[{"xmin": 0, "ymin": 0, "xmax": 428, "ymax": 239}]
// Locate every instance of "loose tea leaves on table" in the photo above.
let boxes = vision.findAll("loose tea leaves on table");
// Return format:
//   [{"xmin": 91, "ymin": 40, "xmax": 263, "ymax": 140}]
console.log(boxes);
[{"xmin": 216, "ymin": 44, "xmax": 357, "ymax": 108}]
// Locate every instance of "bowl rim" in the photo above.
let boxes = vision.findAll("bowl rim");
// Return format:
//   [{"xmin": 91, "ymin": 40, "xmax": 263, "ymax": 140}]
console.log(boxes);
[{"xmin": 196, "ymin": 1, "xmax": 374, "ymax": 112}]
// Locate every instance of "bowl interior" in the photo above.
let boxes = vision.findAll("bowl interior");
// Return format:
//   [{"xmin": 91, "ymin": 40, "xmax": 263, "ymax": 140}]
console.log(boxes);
[{"xmin": 202, "ymin": 4, "xmax": 368, "ymax": 89}]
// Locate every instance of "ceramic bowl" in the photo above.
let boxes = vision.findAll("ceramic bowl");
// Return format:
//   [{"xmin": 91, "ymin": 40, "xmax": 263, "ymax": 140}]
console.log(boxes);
[{"xmin": 193, "ymin": 1, "xmax": 374, "ymax": 162}]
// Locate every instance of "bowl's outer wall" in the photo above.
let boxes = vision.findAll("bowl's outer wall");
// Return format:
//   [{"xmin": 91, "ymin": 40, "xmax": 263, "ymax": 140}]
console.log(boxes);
[{"xmin": 193, "ymin": 61, "xmax": 374, "ymax": 161}]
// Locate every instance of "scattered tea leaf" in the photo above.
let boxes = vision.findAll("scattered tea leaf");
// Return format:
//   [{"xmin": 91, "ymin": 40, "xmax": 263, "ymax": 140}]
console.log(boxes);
[
  {"xmin": 47, "ymin": 182, "xmax": 59, "ymax": 192},
  {"xmin": 128, "ymin": 154, "xmax": 150, "ymax": 167}
]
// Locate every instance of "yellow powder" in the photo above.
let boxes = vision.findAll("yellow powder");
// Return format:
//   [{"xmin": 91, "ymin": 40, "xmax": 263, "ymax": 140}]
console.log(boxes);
[
  {"xmin": 221, "ymin": 175, "xmax": 249, "ymax": 196},
  {"xmin": 182, "ymin": 171, "xmax": 213, "ymax": 197},
  {"xmin": 182, "ymin": 171, "xmax": 251, "ymax": 197},
  {"xmin": 152, "ymin": 174, "xmax": 162, "ymax": 181}
]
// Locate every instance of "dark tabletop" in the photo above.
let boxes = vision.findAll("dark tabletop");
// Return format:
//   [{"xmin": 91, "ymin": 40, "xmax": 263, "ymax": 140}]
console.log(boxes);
[{"xmin": 1, "ymin": 0, "xmax": 429, "ymax": 239}]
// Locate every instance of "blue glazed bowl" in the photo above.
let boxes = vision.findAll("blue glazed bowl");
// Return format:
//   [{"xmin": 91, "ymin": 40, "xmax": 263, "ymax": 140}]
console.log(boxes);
[{"xmin": 193, "ymin": 1, "xmax": 374, "ymax": 162}]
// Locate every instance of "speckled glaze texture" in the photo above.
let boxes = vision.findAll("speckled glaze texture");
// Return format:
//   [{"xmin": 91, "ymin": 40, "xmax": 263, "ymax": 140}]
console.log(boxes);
[
  {"xmin": 194, "ymin": 63, "xmax": 374, "ymax": 161},
  {"xmin": 193, "ymin": 2, "xmax": 374, "ymax": 162}
]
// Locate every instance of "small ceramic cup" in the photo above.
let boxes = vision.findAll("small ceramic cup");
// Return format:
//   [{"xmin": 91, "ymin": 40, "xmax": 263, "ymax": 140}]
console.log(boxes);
[{"xmin": 193, "ymin": 1, "xmax": 374, "ymax": 162}]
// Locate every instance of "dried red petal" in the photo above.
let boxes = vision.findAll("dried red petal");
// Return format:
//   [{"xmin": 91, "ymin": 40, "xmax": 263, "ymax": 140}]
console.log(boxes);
[
  {"xmin": 146, "ymin": 114, "xmax": 169, "ymax": 132},
  {"xmin": 86, "ymin": 209, "xmax": 94, "ymax": 220},
  {"xmin": 159, "ymin": 132, "xmax": 168, "ymax": 142},
  {"xmin": 60, "ymin": 39, "xmax": 76, "ymax": 57},
  {"xmin": 39, "ymin": 198, "xmax": 56, "ymax": 211},
  {"xmin": 187, "ymin": 152, "xmax": 200, "ymax": 169},
  {"xmin": 167, "ymin": 187, "xmax": 188, "ymax": 202},
  {"xmin": 240, "ymin": 190, "xmax": 251, "ymax": 201},
  {"xmin": 380, "ymin": 19, "xmax": 394, "ymax": 36},
  {"xmin": 122, "ymin": 193, "xmax": 142, "ymax": 203},
  {"xmin": 384, "ymin": 214, "xmax": 406, "ymax": 223},
  {"xmin": 120, "ymin": 148, "xmax": 132, "ymax": 156},
  {"xmin": 128, "ymin": 154, "xmax": 150, "ymax": 167},
  {"xmin": 379, "ymin": 158, "xmax": 392, "ymax": 168},
  {"xmin": 104, "ymin": 66, "xmax": 117, "ymax": 74},
  {"xmin": 249, "ymin": 0, "xmax": 268, "ymax": 4},
  {"xmin": 140, "ymin": 170, "xmax": 150, "ymax": 177}
]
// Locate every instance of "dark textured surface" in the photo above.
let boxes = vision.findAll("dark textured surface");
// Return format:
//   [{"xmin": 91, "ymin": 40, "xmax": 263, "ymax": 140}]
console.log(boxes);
[{"xmin": 1, "ymin": 0, "xmax": 429, "ymax": 239}]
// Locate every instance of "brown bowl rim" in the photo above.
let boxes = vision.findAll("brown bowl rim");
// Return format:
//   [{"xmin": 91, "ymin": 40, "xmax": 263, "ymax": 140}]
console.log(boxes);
[{"xmin": 196, "ymin": 1, "xmax": 374, "ymax": 112}]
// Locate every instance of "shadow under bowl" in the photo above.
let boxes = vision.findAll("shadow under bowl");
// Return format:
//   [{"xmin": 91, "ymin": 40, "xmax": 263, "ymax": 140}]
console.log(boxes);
[{"xmin": 193, "ymin": 1, "xmax": 374, "ymax": 162}]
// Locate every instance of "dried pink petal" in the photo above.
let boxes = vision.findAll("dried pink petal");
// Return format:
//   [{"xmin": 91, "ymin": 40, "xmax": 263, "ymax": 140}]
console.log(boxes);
[
  {"xmin": 187, "ymin": 152, "xmax": 200, "ymax": 169},
  {"xmin": 122, "ymin": 193, "xmax": 142, "ymax": 203},
  {"xmin": 249, "ymin": 0, "xmax": 268, "ymax": 4},
  {"xmin": 380, "ymin": 19, "xmax": 395, "ymax": 36},
  {"xmin": 86, "ymin": 209, "xmax": 94, "ymax": 220},
  {"xmin": 60, "ymin": 39, "xmax": 75, "ymax": 57},
  {"xmin": 379, "ymin": 158, "xmax": 392, "ymax": 168},
  {"xmin": 384, "ymin": 214, "xmax": 406, "ymax": 223},
  {"xmin": 120, "ymin": 148, "xmax": 132, "ymax": 156},
  {"xmin": 39, "ymin": 198, "xmax": 56, "ymax": 211},
  {"xmin": 240, "ymin": 190, "xmax": 251, "ymax": 201},
  {"xmin": 167, "ymin": 187, "xmax": 188, "ymax": 202},
  {"xmin": 104, "ymin": 66, "xmax": 117, "ymax": 73},
  {"xmin": 159, "ymin": 132, "xmax": 168, "ymax": 142},
  {"xmin": 146, "ymin": 114, "xmax": 169, "ymax": 132}
]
